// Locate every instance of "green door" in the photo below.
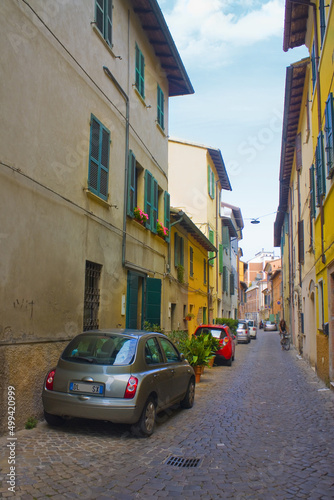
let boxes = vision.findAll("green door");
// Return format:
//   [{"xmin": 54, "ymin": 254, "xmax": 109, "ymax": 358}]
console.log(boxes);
[{"xmin": 144, "ymin": 278, "xmax": 161, "ymax": 327}]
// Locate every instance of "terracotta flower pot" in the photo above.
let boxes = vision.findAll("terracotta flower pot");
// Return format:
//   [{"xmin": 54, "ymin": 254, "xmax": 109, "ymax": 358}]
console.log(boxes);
[{"xmin": 193, "ymin": 365, "xmax": 202, "ymax": 383}]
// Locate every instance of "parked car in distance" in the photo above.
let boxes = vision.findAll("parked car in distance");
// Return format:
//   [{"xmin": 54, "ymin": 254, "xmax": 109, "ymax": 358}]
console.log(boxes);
[
  {"xmin": 42, "ymin": 329, "xmax": 195, "ymax": 437},
  {"xmin": 236, "ymin": 321, "xmax": 251, "ymax": 344},
  {"xmin": 264, "ymin": 321, "xmax": 277, "ymax": 332},
  {"xmin": 193, "ymin": 324, "xmax": 236, "ymax": 366},
  {"xmin": 246, "ymin": 319, "xmax": 257, "ymax": 339}
]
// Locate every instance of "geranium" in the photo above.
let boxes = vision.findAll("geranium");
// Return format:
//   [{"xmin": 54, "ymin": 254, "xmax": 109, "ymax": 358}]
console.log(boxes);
[
  {"xmin": 134, "ymin": 207, "xmax": 149, "ymax": 224},
  {"xmin": 157, "ymin": 220, "xmax": 169, "ymax": 238}
]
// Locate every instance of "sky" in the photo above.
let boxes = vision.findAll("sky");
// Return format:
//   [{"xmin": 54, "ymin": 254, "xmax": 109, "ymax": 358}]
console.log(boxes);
[{"xmin": 159, "ymin": 0, "xmax": 308, "ymax": 262}]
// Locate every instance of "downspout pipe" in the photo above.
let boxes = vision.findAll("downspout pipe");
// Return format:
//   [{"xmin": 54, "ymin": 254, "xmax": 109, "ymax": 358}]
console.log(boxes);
[
  {"xmin": 207, "ymin": 253, "xmax": 218, "ymax": 323},
  {"xmin": 102, "ymin": 66, "xmax": 129, "ymax": 267}
]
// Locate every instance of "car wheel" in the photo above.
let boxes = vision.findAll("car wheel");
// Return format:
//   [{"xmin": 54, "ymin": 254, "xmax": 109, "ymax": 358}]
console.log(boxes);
[
  {"xmin": 181, "ymin": 379, "xmax": 195, "ymax": 409},
  {"xmin": 232, "ymin": 351, "xmax": 235, "ymax": 361},
  {"xmin": 44, "ymin": 410, "xmax": 65, "ymax": 427},
  {"xmin": 131, "ymin": 397, "xmax": 156, "ymax": 437}
]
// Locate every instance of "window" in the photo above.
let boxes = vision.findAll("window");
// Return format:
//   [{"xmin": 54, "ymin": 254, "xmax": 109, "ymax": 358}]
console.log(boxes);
[
  {"xmin": 157, "ymin": 85, "xmax": 165, "ymax": 130},
  {"xmin": 83, "ymin": 261, "xmax": 102, "ymax": 331},
  {"xmin": 95, "ymin": 0, "xmax": 112, "ymax": 46},
  {"xmin": 209, "ymin": 228, "xmax": 214, "ymax": 266},
  {"xmin": 145, "ymin": 338, "xmax": 163, "ymax": 365},
  {"xmin": 88, "ymin": 115, "xmax": 110, "ymax": 201},
  {"xmin": 208, "ymin": 165, "xmax": 215, "ymax": 199},
  {"xmin": 189, "ymin": 247, "xmax": 194, "ymax": 277},
  {"xmin": 135, "ymin": 43, "xmax": 145, "ymax": 99},
  {"xmin": 230, "ymin": 272, "xmax": 235, "ymax": 295},
  {"xmin": 315, "ymin": 132, "xmax": 326, "ymax": 205},
  {"xmin": 160, "ymin": 338, "xmax": 180, "ymax": 363},
  {"xmin": 144, "ymin": 170, "xmax": 158, "ymax": 232},
  {"xmin": 174, "ymin": 233, "xmax": 184, "ymax": 268},
  {"xmin": 325, "ymin": 93, "xmax": 334, "ymax": 178}
]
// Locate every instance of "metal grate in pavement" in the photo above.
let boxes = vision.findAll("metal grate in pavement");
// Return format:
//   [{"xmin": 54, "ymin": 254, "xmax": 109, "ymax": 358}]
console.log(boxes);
[{"xmin": 165, "ymin": 456, "xmax": 201, "ymax": 468}]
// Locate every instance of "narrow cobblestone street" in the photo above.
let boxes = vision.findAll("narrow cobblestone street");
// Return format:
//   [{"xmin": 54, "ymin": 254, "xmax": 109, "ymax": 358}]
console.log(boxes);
[{"xmin": 1, "ymin": 330, "xmax": 334, "ymax": 499}]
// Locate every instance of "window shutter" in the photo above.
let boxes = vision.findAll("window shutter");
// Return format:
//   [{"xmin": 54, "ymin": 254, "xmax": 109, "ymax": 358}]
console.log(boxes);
[
  {"xmin": 152, "ymin": 178, "xmax": 158, "ymax": 234},
  {"xmin": 209, "ymin": 228, "xmax": 214, "ymax": 266},
  {"xmin": 190, "ymin": 247, "xmax": 194, "ymax": 277},
  {"xmin": 95, "ymin": 0, "xmax": 104, "ymax": 35},
  {"xmin": 310, "ymin": 165, "xmax": 316, "ymax": 218},
  {"xmin": 164, "ymin": 192, "xmax": 170, "ymax": 242},
  {"xmin": 316, "ymin": 132, "xmax": 326, "ymax": 205},
  {"xmin": 296, "ymin": 133, "xmax": 302, "ymax": 171},
  {"xmin": 311, "ymin": 43, "xmax": 317, "ymax": 92},
  {"xmin": 211, "ymin": 170, "xmax": 215, "ymax": 199},
  {"xmin": 207, "ymin": 165, "xmax": 211, "ymax": 197},
  {"xmin": 88, "ymin": 115, "xmax": 110, "ymax": 201},
  {"xmin": 135, "ymin": 44, "xmax": 145, "ymax": 99},
  {"xmin": 223, "ymin": 266, "xmax": 228, "ymax": 292},
  {"xmin": 325, "ymin": 93, "xmax": 334, "ymax": 178},
  {"xmin": 319, "ymin": 0, "xmax": 326, "ymax": 46},
  {"xmin": 105, "ymin": 0, "xmax": 112, "ymax": 46},
  {"xmin": 219, "ymin": 244, "xmax": 223, "ymax": 274},
  {"xmin": 222, "ymin": 226, "xmax": 229, "ymax": 248},
  {"xmin": 230, "ymin": 273, "xmax": 235, "ymax": 296},
  {"xmin": 127, "ymin": 150, "xmax": 136, "ymax": 216},
  {"xmin": 298, "ymin": 220, "xmax": 305, "ymax": 264},
  {"xmin": 145, "ymin": 170, "xmax": 152, "ymax": 229},
  {"xmin": 157, "ymin": 85, "xmax": 164, "ymax": 130},
  {"xmin": 174, "ymin": 233, "xmax": 179, "ymax": 267},
  {"xmin": 180, "ymin": 237, "xmax": 184, "ymax": 267}
]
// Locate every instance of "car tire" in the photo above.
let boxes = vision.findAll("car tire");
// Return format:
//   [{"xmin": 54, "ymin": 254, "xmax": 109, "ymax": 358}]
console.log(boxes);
[
  {"xmin": 44, "ymin": 410, "xmax": 65, "ymax": 427},
  {"xmin": 227, "ymin": 357, "xmax": 232, "ymax": 366},
  {"xmin": 131, "ymin": 397, "xmax": 156, "ymax": 437},
  {"xmin": 180, "ymin": 378, "xmax": 195, "ymax": 409}
]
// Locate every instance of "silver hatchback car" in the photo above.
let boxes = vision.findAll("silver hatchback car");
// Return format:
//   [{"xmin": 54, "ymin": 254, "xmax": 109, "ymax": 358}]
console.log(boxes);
[{"xmin": 42, "ymin": 329, "xmax": 195, "ymax": 436}]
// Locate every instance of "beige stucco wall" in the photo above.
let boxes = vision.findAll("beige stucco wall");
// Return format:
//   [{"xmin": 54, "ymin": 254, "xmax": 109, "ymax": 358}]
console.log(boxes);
[{"xmin": 0, "ymin": 0, "xmax": 173, "ymax": 432}]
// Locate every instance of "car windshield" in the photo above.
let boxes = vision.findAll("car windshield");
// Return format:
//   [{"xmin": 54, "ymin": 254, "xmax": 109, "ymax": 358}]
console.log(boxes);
[{"xmin": 61, "ymin": 334, "xmax": 138, "ymax": 366}]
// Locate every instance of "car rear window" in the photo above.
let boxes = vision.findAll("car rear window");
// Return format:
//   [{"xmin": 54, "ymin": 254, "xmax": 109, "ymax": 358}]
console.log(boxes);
[
  {"xmin": 61, "ymin": 335, "xmax": 137, "ymax": 366},
  {"xmin": 195, "ymin": 328, "xmax": 225, "ymax": 339},
  {"xmin": 238, "ymin": 323, "xmax": 246, "ymax": 329},
  {"xmin": 248, "ymin": 320, "xmax": 254, "ymax": 326}
]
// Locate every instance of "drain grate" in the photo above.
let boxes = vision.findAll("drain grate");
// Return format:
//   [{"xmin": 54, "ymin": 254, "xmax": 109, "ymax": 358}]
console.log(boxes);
[{"xmin": 165, "ymin": 456, "xmax": 201, "ymax": 468}]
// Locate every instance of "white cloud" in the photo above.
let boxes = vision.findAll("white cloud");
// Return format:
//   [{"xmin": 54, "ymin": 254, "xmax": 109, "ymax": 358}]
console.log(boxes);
[{"xmin": 163, "ymin": 0, "xmax": 285, "ymax": 68}]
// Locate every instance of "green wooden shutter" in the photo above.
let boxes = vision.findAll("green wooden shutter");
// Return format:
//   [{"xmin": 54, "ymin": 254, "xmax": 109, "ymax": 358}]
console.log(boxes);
[
  {"xmin": 126, "ymin": 272, "xmax": 139, "ymax": 329},
  {"xmin": 316, "ymin": 132, "xmax": 326, "ymax": 205},
  {"xmin": 190, "ymin": 247, "xmax": 194, "ymax": 277},
  {"xmin": 95, "ymin": 0, "xmax": 104, "ymax": 35},
  {"xmin": 180, "ymin": 237, "xmax": 184, "ymax": 267},
  {"xmin": 88, "ymin": 115, "xmax": 110, "ymax": 201},
  {"xmin": 211, "ymin": 170, "xmax": 215, "ymax": 199},
  {"xmin": 145, "ymin": 170, "xmax": 152, "ymax": 229},
  {"xmin": 209, "ymin": 228, "xmax": 214, "ymax": 266},
  {"xmin": 105, "ymin": 0, "xmax": 112, "ymax": 46},
  {"xmin": 157, "ymin": 85, "xmax": 164, "ymax": 130},
  {"xmin": 222, "ymin": 226, "xmax": 229, "ymax": 248},
  {"xmin": 219, "ymin": 244, "xmax": 223, "ymax": 274},
  {"xmin": 230, "ymin": 272, "xmax": 235, "ymax": 295},
  {"xmin": 319, "ymin": 0, "xmax": 326, "ymax": 46},
  {"xmin": 127, "ymin": 150, "xmax": 136, "ymax": 216},
  {"xmin": 152, "ymin": 178, "xmax": 158, "ymax": 234},
  {"xmin": 164, "ymin": 192, "xmax": 170, "ymax": 242},
  {"xmin": 144, "ymin": 278, "xmax": 161, "ymax": 326},
  {"xmin": 325, "ymin": 93, "xmax": 334, "ymax": 177},
  {"xmin": 223, "ymin": 266, "xmax": 228, "ymax": 293},
  {"xmin": 135, "ymin": 44, "xmax": 145, "ymax": 99}
]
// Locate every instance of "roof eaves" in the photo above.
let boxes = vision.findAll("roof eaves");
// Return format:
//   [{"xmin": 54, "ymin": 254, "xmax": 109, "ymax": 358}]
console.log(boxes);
[
  {"xmin": 170, "ymin": 208, "xmax": 218, "ymax": 252},
  {"xmin": 283, "ymin": 1, "xmax": 309, "ymax": 52},
  {"xmin": 207, "ymin": 148, "xmax": 232, "ymax": 192}
]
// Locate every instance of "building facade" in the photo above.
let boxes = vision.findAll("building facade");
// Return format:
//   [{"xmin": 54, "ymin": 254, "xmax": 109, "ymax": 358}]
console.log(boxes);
[
  {"xmin": 275, "ymin": 0, "xmax": 334, "ymax": 384},
  {"xmin": 0, "ymin": 0, "xmax": 193, "ymax": 432},
  {"xmin": 168, "ymin": 139, "xmax": 233, "ymax": 322}
]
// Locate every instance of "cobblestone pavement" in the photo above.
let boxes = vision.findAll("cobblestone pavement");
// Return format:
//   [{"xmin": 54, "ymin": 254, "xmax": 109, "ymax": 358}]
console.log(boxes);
[{"xmin": 1, "ymin": 330, "xmax": 334, "ymax": 499}]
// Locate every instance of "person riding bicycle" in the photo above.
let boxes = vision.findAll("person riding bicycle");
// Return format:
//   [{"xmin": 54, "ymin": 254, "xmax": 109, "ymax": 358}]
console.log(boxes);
[{"xmin": 279, "ymin": 319, "xmax": 289, "ymax": 348}]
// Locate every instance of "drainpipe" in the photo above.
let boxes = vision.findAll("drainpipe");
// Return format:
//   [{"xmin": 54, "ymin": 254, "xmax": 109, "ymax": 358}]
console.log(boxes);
[
  {"xmin": 207, "ymin": 253, "xmax": 217, "ymax": 323},
  {"xmin": 290, "ymin": 0, "xmax": 325, "ymax": 263},
  {"xmin": 168, "ymin": 213, "xmax": 185, "ymax": 273}
]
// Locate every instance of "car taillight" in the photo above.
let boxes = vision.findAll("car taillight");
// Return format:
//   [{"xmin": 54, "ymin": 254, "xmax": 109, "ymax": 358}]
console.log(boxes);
[
  {"xmin": 124, "ymin": 376, "xmax": 138, "ymax": 399},
  {"xmin": 45, "ymin": 369, "xmax": 56, "ymax": 391}
]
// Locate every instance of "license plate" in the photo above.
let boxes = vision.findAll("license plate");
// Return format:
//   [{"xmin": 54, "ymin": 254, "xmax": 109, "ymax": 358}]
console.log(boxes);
[{"xmin": 69, "ymin": 382, "xmax": 104, "ymax": 395}]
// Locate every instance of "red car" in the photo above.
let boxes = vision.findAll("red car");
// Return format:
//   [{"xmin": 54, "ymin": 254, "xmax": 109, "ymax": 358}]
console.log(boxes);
[{"xmin": 194, "ymin": 324, "xmax": 236, "ymax": 366}]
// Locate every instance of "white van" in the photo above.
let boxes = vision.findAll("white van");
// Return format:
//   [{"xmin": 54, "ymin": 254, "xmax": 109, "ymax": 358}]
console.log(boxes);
[{"xmin": 246, "ymin": 320, "xmax": 257, "ymax": 339}]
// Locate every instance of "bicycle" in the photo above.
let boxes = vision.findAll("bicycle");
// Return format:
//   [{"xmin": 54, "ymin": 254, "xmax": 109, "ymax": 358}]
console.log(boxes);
[{"xmin": 280, "ymin": 331, "xmax": 290, "ymax": 351}]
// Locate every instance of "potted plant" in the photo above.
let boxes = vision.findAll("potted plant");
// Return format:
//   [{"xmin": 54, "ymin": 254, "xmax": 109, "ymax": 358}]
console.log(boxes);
[
  {"xmin": 184, "ymin": 312, "xmax": 195, "ymax": 321},
  {"xmin": 182, "ymin": 334, "xmax": 213, "ymax": 383},
  {"xmin": 134, "ymin": 207, "xmax": 149, "ymax": 225},
  {"xmin": 157, "ymin": 220, "xmax": 169, "ymax": 239}
]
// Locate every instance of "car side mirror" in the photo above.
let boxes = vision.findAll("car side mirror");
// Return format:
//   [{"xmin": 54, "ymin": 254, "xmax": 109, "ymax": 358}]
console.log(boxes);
[{"xmin": 180, "ymin": 353, "xmax": 185, "ymax": 361}]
